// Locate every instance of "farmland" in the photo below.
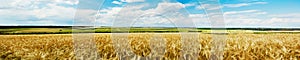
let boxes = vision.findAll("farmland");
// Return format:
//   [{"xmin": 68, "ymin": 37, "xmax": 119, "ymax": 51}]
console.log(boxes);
[
  {"xmin": 1, "ymin": 33, "xmax": 300, "ymax": 60},
  {"xmin": 1, "ymin": 26, "xmax": 300, "ymax": 34}
]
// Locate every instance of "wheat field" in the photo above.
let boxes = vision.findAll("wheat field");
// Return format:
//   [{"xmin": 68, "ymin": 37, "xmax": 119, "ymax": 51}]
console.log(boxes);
[{"xmin": 0, "ymin": 33, "xmax": 300, "ymax": 60}]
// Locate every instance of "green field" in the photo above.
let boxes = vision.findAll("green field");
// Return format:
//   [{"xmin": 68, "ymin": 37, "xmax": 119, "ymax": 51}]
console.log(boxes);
[{"xmin": 0, "ymin": 27, "xmax": 299, "ymax": 34}]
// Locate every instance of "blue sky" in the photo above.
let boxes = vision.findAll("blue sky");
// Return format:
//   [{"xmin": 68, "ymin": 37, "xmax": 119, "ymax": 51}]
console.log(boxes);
[{"xmin": 0, "ymin": 0, "xmax": 299, "ymax": 28}]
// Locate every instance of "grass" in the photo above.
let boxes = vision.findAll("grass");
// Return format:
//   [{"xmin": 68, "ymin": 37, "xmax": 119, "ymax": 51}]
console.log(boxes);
[
  {"xmin": 1, "ymin": 28, "xmax": 299, "ymax": 34},
  {"xmin": 0, "ymin": 33, "xmax": 299, "ymax": 60}
]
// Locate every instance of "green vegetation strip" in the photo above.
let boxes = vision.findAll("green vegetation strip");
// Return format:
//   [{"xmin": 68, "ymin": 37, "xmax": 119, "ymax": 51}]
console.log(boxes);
[{"xmin": 0, "ymin": 28, "xmax": 299, "ymax": 34}]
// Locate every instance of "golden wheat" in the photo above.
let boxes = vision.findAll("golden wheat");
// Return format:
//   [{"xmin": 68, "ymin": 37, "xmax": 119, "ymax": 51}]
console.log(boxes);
[{"xmin": 0, "ymin": 33, "xmax": 299, "ymax": 60}]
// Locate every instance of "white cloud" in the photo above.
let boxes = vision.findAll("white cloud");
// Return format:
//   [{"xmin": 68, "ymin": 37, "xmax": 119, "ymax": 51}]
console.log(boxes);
[
  {"xmin": 223, "ymin": 12, "xmax": 300, "ymax": 28},
  {"xmin": 120, "ymin": 0, "xmax": 144, "ymax": 3},
  {"xmin": 266, "ymin": 14, "xmax": 300, "ymax": 26},
  {"xmin": 268, "ymin": 17, "xmax": 300, "ymax": 23},
  {"xmin": 224, "ymin": 10, "xmax": 263, "ymax": 15},
  {"xmin": 259, "ymin": 17, "xmax": 300, "ymax": 27},
  {"xmin": 95, "ymin": 2, "xmax": 188, "ymax": 27},
  {"xmin": 112, "ymin": 1, "xmax": 122, "ymax": 5},
  {"xmin": 97, "ymin": 2, "xmax": 286, "ymax": 27},
  {"xmin": 73, "ymin": 9, "xmax": 99, "ymax": 26},
  {"xmin": 269, "ymin": 13, "xmax": 300, "ymax": 18},
  {"xmin": 0, "ymin": 0, "xmax": 81, "ymax": 25},
  {"xmin": 196, "ymin": 4, "xmax": 223, "ymax": 10},
  {"xmin": 0, "ymin": 0, "xmax": 79, "ymax": 11},
  {"xmin": 6, "ymin": 0, "xmax": 36, "ymax": 9},
  {"xmin": 223, "ymin": 3, "xmax": 249, "ymax": 8},
  {"xmin": 223, "ymin": 2, "xmax": 268, "ymax": 8},
  {"xmin": 53, "ymin": 0, "xmax": 79, "ymax": 5},
  {"xmin": 252, "ymin": 2, "xmax": 268, "ymax": 5},
  {"xmin": 2, "ymin": 0, "xmax": 297, "ymax": 27},
  {"xmin": 96, "ymin": 1, "xmax": 296, "ymax": 28},
  {"xmin": 195, "ymin": 2, "xmax": 268, "ymax": 10},
  {"xmin": 188, "ymin": 14, "xmax": 211, "ymax": 27},
  {"xmin": 35, "ymin": 4, "xmax": 76, "ymax": 19},
  {"xmin": 154, "ymin": 2, "xmax": 185, "ymax": 13},
  {"xmin": 184, "ymin": 3, "xmax": 196, "ymax": 7},
  {"xmin": 96, "ymin": 7, "xmax": 122, "ymax": 25}
]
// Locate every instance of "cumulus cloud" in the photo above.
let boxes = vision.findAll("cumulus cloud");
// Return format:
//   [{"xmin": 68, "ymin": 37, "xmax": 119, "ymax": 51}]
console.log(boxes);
[
  {"xmin": 97, "ymin": 1, "xmax": 280, "ymax": 27},
  {"xmin": 96, "ymin": 7, "xmax": 122, "ymax": 26},
  {"xmin": 94, "ymin": 1, "xmax": 297, "ymax": 28},
  {"xmin": 95, "ymin": 2, "xmax": 189, "ymax": 27},
  {"xmin": 154, "ymin": 2, "xmax": 186, "ymax": 13},
  {"xmin": 188, "ymin": 14, "xmax": 211, "ymax": 27},
  {"xmin": 266, "ymin": 14, "xmax": 300, "ymax": 27},
  {"xmin": 223, "ymin": 10, "xmax": 300, "ymax": 28},
  {"xmin": 0, "ymin": 0, "xmax": 79, "ymax": 25},
  {"xmin": 0, "ymin": 0, "xmax": 78, "ymax": 9},
  {"xmin": 1, "ymin": 0, "xmax": 297, "ymax": 28}
]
